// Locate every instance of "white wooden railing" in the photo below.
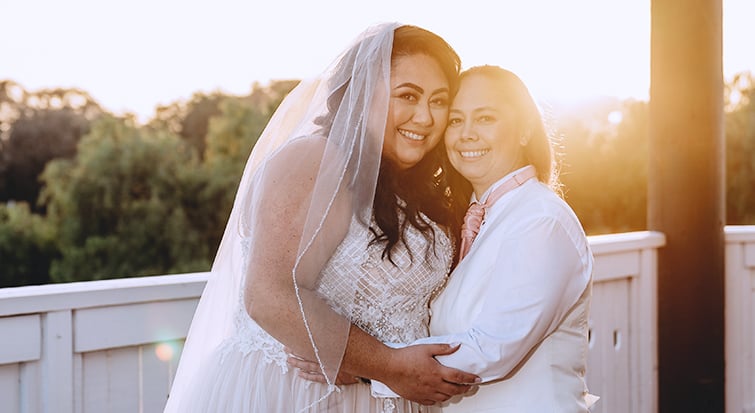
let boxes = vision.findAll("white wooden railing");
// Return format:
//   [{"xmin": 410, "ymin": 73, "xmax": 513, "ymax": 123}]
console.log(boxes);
[
  {"xmin": 725, "ymin": 226, "xmax": 755, "ymax": 413},
  {"xmin": 1, "ymin": 228, "xmax": 753, "ymax": 413}
]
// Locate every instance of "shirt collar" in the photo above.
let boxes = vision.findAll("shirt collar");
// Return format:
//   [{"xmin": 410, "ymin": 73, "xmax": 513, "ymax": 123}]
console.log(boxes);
[{"xmin": 470, "ymin": 165, "xmax": 535, "ymax": 204}]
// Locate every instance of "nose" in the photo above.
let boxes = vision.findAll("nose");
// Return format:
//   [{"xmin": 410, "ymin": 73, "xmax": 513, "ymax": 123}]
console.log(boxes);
[
  {"xmin": 460, "ymin": 121, "xmax": 477, "ymax": 141},
  {"xmin": 412, "ymin": 102, "xmax": 434, "ymax": 127}
]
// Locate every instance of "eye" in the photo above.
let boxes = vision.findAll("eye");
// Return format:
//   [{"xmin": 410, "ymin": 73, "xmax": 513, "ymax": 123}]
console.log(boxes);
[
  {"xmin": 430, "ymin": 96, "xmax": 449, "ymax": 107},
  {"xmin": 398, "ymin": 93, "xmax": 418, "ymax": 102},
  {"xmin": 448, "ymin": 117, "xmax": 462, "ymax": 126},
  {"xmin": 477, "ymin": 115, "xmax": 495, "ymax": 123}
]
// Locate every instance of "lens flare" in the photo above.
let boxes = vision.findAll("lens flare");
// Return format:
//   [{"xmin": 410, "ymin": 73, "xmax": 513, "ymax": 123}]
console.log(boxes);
[{"xmin": 155, "ymin": 342, "xmax": 175, "ymax": 362}]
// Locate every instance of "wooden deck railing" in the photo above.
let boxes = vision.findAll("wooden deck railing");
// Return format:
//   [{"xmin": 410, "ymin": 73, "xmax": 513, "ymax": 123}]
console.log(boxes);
[{"xmin": 1, "ymin": 227, "xmax": 753, "ymax": 413}]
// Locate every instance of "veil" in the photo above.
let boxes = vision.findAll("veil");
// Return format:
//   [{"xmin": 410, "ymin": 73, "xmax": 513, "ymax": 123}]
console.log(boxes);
[{"xmin": 164, "ymin": 22, "xmax": 399, "ymax": 410}]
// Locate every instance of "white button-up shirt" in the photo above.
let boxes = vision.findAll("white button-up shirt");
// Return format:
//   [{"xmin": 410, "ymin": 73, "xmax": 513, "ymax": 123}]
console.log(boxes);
[{"xmin": 373, "ymin": 168, "xmax": 594, "ymax": 411}]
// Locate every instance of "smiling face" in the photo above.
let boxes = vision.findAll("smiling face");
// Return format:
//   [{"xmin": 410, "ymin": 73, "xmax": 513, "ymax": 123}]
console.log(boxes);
[
  {"xmin": 381, "ymin": 54, "xmax": 451, "ymax": 169},
  {"xmin": 445, "ymin": 72, "xmax": 527, "ymax": 197}
]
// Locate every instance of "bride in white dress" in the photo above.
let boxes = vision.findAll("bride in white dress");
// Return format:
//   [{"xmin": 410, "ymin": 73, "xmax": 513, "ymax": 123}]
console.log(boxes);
[{"xmin": 163, "ymin": 23, "xmax": 478, "ymax": 413}]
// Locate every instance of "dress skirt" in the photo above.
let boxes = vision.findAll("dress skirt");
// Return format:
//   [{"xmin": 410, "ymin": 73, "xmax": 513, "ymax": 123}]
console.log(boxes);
[{"xmin": 173, "ymin": 333, "xmax": 440, "ymax": 413}]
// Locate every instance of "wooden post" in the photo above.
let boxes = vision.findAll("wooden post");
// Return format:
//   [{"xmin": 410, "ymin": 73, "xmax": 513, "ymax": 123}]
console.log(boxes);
[{"xmin": 649, "ymin": 0, "xmax": 725, "ymax": 411}]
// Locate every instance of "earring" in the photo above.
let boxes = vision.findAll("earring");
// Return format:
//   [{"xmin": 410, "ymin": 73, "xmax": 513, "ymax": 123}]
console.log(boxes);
[{"xmin": 519, "ymin": 136, "xmax": 529, "ymax": 146}]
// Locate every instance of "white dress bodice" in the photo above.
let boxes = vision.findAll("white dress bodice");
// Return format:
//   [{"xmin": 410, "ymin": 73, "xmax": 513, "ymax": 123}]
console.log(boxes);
[{"xmin": 224, "ymin": 212, "xmax": 454, "ymax": 371}]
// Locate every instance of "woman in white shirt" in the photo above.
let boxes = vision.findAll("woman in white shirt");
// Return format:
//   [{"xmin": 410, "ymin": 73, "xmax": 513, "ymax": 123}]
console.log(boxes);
[
  {"xmin": 292, "ymin": 65, "xmax": 595, "ymax": 412},
  {"xmin": 382, "ymin": 65, "xmax": 595, "ymax": 411},
  {"xmin": 411, "ymin": 65, "xmax": 596, "ymax": 412}
]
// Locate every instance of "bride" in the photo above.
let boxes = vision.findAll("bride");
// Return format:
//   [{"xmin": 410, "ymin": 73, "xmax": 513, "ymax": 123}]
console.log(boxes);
[{"xmin": 163, "ymin": 23, "xmax": 478, "ymax": 413}]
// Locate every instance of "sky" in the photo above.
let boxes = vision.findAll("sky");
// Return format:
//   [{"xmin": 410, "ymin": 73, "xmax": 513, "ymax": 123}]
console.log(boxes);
[{"xmin": 2, "ymin": 0, "xmax": 753, "ymax": 122}]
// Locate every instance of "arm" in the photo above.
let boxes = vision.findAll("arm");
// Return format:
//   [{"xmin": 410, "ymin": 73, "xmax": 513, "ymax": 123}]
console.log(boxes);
[
  {"xmin": 245, "ymin": 139, "xmax": 477, "ymax": 403},
  {"xmin": 418, "ymin": 216, "xmax": 591, "ymax": 382},
  {"xmin": 370, "ymin": 214, "xmax": 591, "ymax": 399}
]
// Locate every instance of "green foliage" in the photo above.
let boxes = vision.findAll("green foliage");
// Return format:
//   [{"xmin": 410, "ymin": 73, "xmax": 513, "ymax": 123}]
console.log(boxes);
[
  {"xmin": 555, "ymin": 99, "xmax": 649, "ymax": 235},
  {"xmin": 725, "ymin": 72, "xmax": 755, "ymax": 224},
  {"xmin": 0, "ymin": 81, "xmax": 102, "ymax": 207},
  {"xmin": 0, "ymin": 202, "xmax": 57, "ymax": 287},
  {"xmin": 1, "ymin": 74, "xmax": 753, "ymax": 285},
  {"xmin": 34, "ymin": 82, "xmax": 287, "ymax": 283},
  {"xmin": 40, "ymin": 116, "xmax": 214, "ymax": 281}
]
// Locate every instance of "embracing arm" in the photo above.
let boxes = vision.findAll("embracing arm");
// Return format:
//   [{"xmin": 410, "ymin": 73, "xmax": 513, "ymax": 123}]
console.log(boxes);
[
  {"xmin": 415, "ymin": 216, "xmax": 592, "ymax": 382},
  {"xmin": 245, "ymin": 138, "xmax": 476, "ymax": 403},
  {"xmin": 370, "ymin": 214, "xmax": 591, "ymax": 400}
]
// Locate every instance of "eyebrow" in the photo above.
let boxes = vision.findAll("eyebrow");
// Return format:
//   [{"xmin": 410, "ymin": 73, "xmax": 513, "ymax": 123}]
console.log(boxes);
[
  {"xmin": 450, "ymin": 106, "xmax": 499, "ymax": 113},
  {"xmin": 395, "ymin": 82, "xmax": 449, "ymax": 95}
]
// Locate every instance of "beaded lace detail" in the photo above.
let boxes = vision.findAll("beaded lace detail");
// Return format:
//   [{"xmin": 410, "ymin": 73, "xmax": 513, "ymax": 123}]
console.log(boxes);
[
  {"xmin": 317, "ymin": 215, "xmax": 453, "ymax": 344},
  {"xmin": 219, "ymin": 213, "xmax": 453, "ymax": 373}
]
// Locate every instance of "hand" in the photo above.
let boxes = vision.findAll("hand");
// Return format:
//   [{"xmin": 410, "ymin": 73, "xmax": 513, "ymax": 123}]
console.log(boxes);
[
  {"xmin": 380, "ymin": 343, "xmax": 480, "ymax": 405},
  {"xmin": 285, "ymin": 348, "xmax": 361, "ymax": 385}
]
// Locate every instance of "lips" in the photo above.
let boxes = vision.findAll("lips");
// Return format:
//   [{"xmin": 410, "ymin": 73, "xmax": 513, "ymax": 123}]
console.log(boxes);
[
  {"xmin": 459, "ymin": 149, "xmax": 491, "ymax": 158},
  {"xmin": 399, "ymin": 129, "xmax": 427, "ymax": 141}
]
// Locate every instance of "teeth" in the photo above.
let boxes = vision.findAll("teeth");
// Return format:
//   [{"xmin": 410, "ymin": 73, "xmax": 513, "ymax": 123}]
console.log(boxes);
[
  {"xmin": 399, "ymin": 129, "xmax": 426, "ymax": 141},
  {"xmin": 460, "ymin": 149, "xmax": 490, "ymax": 158}
]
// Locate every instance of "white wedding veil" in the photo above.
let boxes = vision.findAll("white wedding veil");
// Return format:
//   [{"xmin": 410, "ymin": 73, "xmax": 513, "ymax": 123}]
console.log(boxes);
[{"xmin": 164, "ymin": 22, "xmax": 402, "ymax": 410}]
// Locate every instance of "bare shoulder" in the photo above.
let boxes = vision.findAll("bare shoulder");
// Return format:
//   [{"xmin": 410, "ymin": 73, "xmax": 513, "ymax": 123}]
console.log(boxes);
[{"xmin": 264, "ymin": 136, "xmax": 328, "ymax": 185}]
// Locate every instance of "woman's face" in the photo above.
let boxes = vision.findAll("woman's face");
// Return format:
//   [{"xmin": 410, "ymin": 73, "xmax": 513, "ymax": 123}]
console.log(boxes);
[
  {"xmin": 445, "ymin": 73, "xmax": 525, "ymax": 196},
  {"xmin": 382, "ymin": 54, "xmax": 451, "ymax": 169}
]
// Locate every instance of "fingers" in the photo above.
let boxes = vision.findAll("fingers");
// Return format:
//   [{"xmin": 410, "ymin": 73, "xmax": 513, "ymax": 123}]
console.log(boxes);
[
  {"xmin": 445, "ymin": 368, "xmax": 480, "ymax": 386},
  {"xmin": 426, "ymin": 342, "xmax": 461, "ymax": 357},
  {"xmin": 297, "ymin": 370, "xmax": 330, "ymax": 383},
  {"xmin": 435, "ymin": 380, "xmax": 472, "ymax": 396},
  {"xmin": 287, "ymin": 355, "xmax": 319, "ymax": 371}
]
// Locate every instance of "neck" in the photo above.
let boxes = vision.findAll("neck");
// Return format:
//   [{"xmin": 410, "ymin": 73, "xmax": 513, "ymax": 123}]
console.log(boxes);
[{"xmin": 472, "ymin": 164, "xmax": 534, "ymax": 200}]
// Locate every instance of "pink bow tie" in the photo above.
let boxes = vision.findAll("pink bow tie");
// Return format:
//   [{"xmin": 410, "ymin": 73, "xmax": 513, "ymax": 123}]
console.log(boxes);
[{"xmin": 458, "ymin": 165, "xmax": 537, "ymax": 261}]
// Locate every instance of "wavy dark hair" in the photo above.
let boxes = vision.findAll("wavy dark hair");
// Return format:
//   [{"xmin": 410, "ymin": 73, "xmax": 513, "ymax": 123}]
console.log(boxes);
[
  {"xmin": 313, "ymin": 24, "xmax": 466, "ymax": 264},
  {"xmin": 372, "ymin": 140, "xmax": 471, "ymax": 265},
  {"xmin": 369, "ymin": 25, "xmax": 467, "ymax": 264}
]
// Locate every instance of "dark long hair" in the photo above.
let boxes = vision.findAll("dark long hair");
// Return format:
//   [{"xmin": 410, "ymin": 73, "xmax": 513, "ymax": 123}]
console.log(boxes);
[{"xmin": 313, "ymin": 25, "xmax": 465, "ymax": 263}]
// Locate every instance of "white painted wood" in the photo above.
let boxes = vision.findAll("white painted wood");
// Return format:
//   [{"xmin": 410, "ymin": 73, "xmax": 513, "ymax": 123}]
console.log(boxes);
[
  {"xmin": 20, "ymin": 361, "xmax": 41, "ymax": 413},
  {"xmin": 81, "ymin": 347, "xmax": 140, "ymax": 413},
  {"xmin": 725, "ymin": 239, "xmax": 745, "ymax": 413},
  {"xmin": 0, "ymin": 315, "xmax": 41, "ymax": 364},
  {"xmin": 16, "ymin": 229, "xmax": 755, "ymax": 413},
  {"xmin": 140, "ymin": 342, "xmax": 174, "ymax": 412},
  {"xmin": 588, "ymin": 231, "xmax": 666, "ymax": 255},
  {"xmin": 635, "ymin": 247, "xmax": 659, "ymax": 413},
  {"xmin": 73, "ymin": 354, "xmax": 82, "ymax": 413},
  {"xmin": 40, "ymin": 311, "xmax": 72, "ymax": 413},
  {"xmin": 73, "ymin": 299, "xmax": 199, "ymax": 352},
  {"xmin": 725, "ymin": 227, "xmax": 755, "ymax": 413},
  {"xmin": 0, "ymin": 272, "xmax": 208, "ymax": 317},
  {"xmin": 592, "ymin": 251, "xmax": 640, "ymax": 282},
  {"xmin": 746, "ymin": 243, "xmax": 755, "ymax": 268},
  {"xmin": 586, "ymin": 278, "xmax": 631, "ymax": 413},
  {"xmin": 0, "ymin": 363, "xmax": 21, "ymax": 412}
]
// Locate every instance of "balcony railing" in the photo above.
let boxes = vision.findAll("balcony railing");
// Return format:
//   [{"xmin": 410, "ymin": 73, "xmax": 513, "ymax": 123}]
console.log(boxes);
[{"xmin": 1, "ymin": 227, "xmax": 754, "ymax": 413}]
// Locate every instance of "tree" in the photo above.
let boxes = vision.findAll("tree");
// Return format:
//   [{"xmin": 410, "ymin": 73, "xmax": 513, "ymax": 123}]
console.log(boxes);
[
  {"xmin": 0, "ymin": 202, "xmax": 57, "ymax": 287},
  {"xmin": 0, "ymin": 81, "xmax": 102, "ymax": 207},
  {"xmin": 40, "ymin": 116, "xmax": 212, "ymax": 281},
  {"xmin": 725, "ymin": 71, "xmax": 755, "ymax": 224},
  {"xmin": 555, "ymin": 98, "xmax": 649, "ymax": 235}
]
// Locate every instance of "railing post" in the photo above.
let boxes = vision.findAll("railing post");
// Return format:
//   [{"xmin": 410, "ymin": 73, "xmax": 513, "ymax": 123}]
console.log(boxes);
[
  {"xmin": 649, "ymin": 0, "xmax": 725, "ymax": 410},
  {"xmin": 41, "ymin": 310, "xmax": 73, "ymax": 413}
]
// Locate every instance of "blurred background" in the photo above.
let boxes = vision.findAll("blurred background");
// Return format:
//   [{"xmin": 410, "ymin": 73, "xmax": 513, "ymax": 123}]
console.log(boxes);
[{"xmin": 1, "ymin": 0, "xmax": 753, "ymax": 287}]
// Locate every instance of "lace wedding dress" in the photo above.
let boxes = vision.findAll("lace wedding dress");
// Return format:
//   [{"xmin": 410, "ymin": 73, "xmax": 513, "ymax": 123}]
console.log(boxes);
[{"xmin": 173, "ymin": 213, "xmax": 453, "ymax": 413}]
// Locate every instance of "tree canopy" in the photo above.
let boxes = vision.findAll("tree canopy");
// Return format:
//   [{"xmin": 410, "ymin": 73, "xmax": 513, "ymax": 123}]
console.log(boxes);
[{"xmin": 0, "ymin": 74, "xmax": 752, "ymax": 287}]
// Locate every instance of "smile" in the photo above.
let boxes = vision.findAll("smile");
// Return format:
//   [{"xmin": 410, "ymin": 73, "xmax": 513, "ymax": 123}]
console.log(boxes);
[
  {"xmin": 399, "ymin": 129, "xmax": 426, "ymax": 141},
  {"xmin": 459, "ymin": 149, "xmax": 490, "ymax": 158}
]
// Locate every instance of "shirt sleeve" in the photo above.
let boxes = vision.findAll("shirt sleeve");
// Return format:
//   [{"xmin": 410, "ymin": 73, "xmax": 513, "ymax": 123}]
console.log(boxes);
[{"xmin": 412, "ymin": 215, "xmax": 590, "ymax": 383}]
